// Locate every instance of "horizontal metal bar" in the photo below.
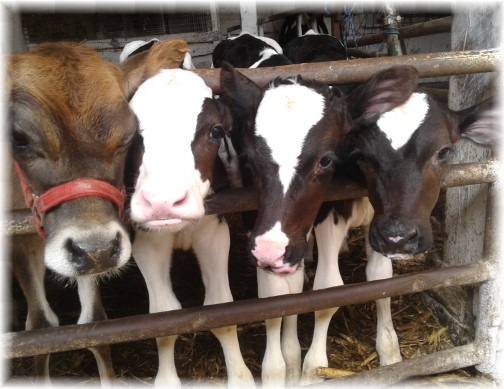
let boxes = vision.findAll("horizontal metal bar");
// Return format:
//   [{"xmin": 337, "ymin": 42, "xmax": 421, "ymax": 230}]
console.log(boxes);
[
  {"xmin": 441, "ymin": 159, "xmax": 500, "ymax": 188},
  {"xmin": 315, "ymin": 342, "xmax": 484, "ymax": 387},
  {"xmin": 2, "ymin": 260, "xmax": 490, "ymax": 359},
  {"xmin": 347, "ymin": 16, "xmax": 453, "ymax": 48},
  {"xmin": 5, "ymin": 161, "xmax": 497, "ymax": 236},
  {"xmin": 194, "ymin": 49, "xmax": 501, "ymax": 93}
]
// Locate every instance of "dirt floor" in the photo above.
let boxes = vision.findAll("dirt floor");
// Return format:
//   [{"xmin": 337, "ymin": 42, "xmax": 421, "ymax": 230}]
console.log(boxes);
[{"xmin": 5, "ymin": 195, "xmax": 496, "ymax": 387}]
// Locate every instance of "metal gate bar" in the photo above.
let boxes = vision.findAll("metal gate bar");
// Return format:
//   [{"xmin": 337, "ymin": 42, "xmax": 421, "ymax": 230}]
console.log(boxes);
[
  {"xmin": 194, "ymin": 49, "xmax": 501, "ymax": 93},
  {"xmin": 2, "ymin": 260, "xmax": 490, "ymax": 359},
  {"xmin": 5, "ymin": 160, "xmax": 499, "ymax": 236}
]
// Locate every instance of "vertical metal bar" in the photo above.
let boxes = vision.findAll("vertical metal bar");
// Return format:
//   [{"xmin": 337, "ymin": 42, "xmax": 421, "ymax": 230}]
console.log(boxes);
[{"xmin": 382, "ymin": 3, "xmax": 402, "ymax": 56}]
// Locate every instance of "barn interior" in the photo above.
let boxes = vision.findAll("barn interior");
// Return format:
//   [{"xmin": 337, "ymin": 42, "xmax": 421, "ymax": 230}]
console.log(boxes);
[{"xmin": 2, "ymin": 1, "xmax": 501, "ymax": 387}]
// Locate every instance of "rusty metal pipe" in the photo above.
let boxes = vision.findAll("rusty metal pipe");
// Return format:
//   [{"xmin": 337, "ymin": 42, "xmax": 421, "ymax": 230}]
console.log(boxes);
[
  {"xmin": 6, "ymin": 161, "xmax": 498, "ymax": 236},
  {"xmin": 346, "ymin": 16, "xmax": 453, "ymax": 48},
  {"xmin": 2, "ymin": 261, "xmax": 490, "ymax": 359},
  {"xmin": 194, "ymin": 49, "xmax": 500, "ymax": 93}
]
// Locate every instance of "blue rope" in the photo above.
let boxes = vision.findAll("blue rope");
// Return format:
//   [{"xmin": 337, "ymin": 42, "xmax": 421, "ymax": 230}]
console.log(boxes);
[{"xmin": 342, "ymin": 6, "xmax": 358, "ymax": 60}]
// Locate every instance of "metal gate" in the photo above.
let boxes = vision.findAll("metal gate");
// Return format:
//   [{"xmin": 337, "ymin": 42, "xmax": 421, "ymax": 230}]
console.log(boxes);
[{"xmin": 3, "ymin": 46, "xmax": 501, "ymax": 385}]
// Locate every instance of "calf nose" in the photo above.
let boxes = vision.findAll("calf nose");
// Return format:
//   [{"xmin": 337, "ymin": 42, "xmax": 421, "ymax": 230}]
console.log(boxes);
[
  {"xmin": 65, "ymin": 233, "xmax": 122, "ymax": 274},
  {"xmin": 251, "ymin": 239, "xmax": 298, "ymax": 274},
  {"xmin": 138, "ymin": 188, "xmax": 189, "ymax": 216},
  {"xmin": 370, "ymin": 216, "xmax": 421, "ymax": 255},
  {"xmin": 380, "ymin": 224, "xmax": 418, "ymax": 247}
]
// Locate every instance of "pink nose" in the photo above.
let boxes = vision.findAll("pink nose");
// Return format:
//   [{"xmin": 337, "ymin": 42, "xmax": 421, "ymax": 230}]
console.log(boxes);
[
  {"xmin": 251, "ymin": 239, "xmax": 298, "ymax": 274},
  {"xmin": 137, "ymin": 188, "xmax": 189, "ymax": 219}
]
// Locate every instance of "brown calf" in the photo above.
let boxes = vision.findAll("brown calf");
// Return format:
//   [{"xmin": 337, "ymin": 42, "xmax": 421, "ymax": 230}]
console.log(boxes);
[{"xmin": 8, "ymin": 40, "xmax": 189, "ymax": 383}]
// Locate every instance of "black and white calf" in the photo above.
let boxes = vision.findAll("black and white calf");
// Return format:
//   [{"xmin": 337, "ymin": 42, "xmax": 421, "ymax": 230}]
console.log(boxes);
[
  {"xmin": 127, "ymin": 68, "xmax": 255, "ymax": 387},
  {"xmin": 212, "ymin": 32, "xmax": 292, "ymax": 69},
  {"xmin": 219, "ymin": 63, "xmax": 498, "ymax": 386},
  {"xmin": 282, "ymin": 29, "xmax": 347, "ymax": 63}
]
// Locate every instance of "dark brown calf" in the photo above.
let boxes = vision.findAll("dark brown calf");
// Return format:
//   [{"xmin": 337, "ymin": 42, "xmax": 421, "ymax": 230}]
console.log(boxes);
[{"xmin": 341, "ymin": 71, "xmax": 498, "ymax": 258}]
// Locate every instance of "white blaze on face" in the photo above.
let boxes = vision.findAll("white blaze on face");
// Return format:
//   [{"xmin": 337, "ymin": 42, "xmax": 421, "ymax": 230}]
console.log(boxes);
[
  {"xmin": 377, "ymin": 92, "xmax": 429, "ymax": 150},
  {"xmin": 129, "ymin": 69, "xmax": 213, "ymax": 227},
  {"xmin": 255, "ymin": 82, "xmax": 325, "ymax": 194}
]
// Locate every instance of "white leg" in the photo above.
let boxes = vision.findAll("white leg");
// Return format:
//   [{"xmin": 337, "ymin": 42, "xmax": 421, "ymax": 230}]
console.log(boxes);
[
  {"xmin": 282, "ymin": 314, "xmax": 301, "ymax": 387},
  {"xmin": 192, "ymin": 216, "xmax": 255, "ymax": 387},
  {"xmin": 257, "ymin": 265, "xmax": 304, "ymax": 388},
  {"xmin": 133, "ymin": 230, "xmax": 181, "ymax": 387},
  {"xmin": 77, "ymin": 276, "xmax": 116, "ymax": 386},
  {"xmin": 300, "ymin": 215, "xmax": 347, "ymax": 386},
  {"xmin": 365, "ymin": 234, "xmax": 402, "ymax": 366}
]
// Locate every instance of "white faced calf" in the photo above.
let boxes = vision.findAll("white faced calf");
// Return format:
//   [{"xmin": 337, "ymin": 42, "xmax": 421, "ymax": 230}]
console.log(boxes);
[
  {"xmin": 128, "ymin": 69, "xmax": 254, "ymax": 387},
  {"xmin": 220, "ymin": 63, "xmax": 498, "ymax": 386}
]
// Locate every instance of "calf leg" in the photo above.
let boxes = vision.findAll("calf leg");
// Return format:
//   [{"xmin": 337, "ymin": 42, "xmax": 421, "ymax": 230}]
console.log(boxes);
[
  {"xmin": 11, "ymin": 235, "xmax": 58, "ymax": 383},
  {"xmin": 365, "ymin": 234, "xmax": 402, "ymax": 366},
  {"xmin": 76, "ymin": 276, "xmax": 115, "ymax": 384},
  {"xmin": 300, "ymin": 215, "xmax": 347, "ymax": 386},
  {"xmin": 257, "ymin": 266, "xmax": 304, "ymax": 388},
  {"xmin": 192, "ymin": 216, "xmax": 255, "ymax": 387},
  {"xmin": 132, "ymin": 230, "xmax": 181, "ymax": 387}
]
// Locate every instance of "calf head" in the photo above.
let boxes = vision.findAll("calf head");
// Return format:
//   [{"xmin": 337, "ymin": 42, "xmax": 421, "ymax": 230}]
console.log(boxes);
[
  {"xmin": 342, "ymin": 67, "xmax": 499, "ymax": 259},
  {"xmin": 220, "ymin": 63, "xmax": 354, "ymax": 274},
  {"xmin": 128, "ymin": 69, "xmax": 231, "ymax": 231},
  {"xmin": 9, "ymin": 40, "xmax": 189, "ymax": 277}
]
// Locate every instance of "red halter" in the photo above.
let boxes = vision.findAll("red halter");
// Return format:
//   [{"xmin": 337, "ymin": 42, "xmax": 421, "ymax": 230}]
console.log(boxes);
[{"xmin": 14, "ymin": 161, "xmax": 125, "ymax": 239}]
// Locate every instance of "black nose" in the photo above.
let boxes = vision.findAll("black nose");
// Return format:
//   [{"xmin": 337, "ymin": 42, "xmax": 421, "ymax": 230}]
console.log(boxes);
[
  {"xmin": 65, "ymin": 233, "xmax": 122, "ymax": 274},
  {"xmin": 369, "ymin": 216, "xmax": 425, "ymax": 256},
  {"xmin": 380, "ymin": 223, "xmax": 418, "ymax": 247}
]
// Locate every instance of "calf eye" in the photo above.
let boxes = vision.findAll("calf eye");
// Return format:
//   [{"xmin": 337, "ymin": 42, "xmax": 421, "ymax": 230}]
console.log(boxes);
[
  {"xmin": 210, "ymin": 125, "xmax": 225, "ymax": 140},
  {"xmin": 319, "ymin": 154, "xmax": 335, "ymax": 169},
  {"xmin": 437, "ymin": 147, "xmax": 453, "ymax": 161},
  {"xmin": 11, "ymin": 130, "xmax": 29, "ymax": 151}
]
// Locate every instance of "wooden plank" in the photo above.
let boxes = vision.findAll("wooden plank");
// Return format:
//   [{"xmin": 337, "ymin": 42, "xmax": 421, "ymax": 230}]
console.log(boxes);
[{"xmin": 27, "ymin": 30, "xmax": 221, "ymax": 53}]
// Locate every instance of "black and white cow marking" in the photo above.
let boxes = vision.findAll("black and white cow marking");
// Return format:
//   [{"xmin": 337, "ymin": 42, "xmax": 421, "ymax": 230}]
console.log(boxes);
[
  {"xmin": 212, "ymin": 32, "xmax": 292, "ymax": 69},
  {"xmin": 282, "ymin": 29, "xmax": 347, "ymax": 63}
]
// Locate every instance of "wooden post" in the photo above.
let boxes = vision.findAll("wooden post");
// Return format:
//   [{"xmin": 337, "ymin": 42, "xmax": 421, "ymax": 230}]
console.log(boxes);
[
  {"xmin": 6, "ymin": 6, "xmax": 27, "ymax": 53},
  {"xmin": 427, "ymin": 4, "xmax": 501, "ymax": 377},
  {"xmin": 239, "ymin": 1, "xmax": 257, "ymax": 35}
]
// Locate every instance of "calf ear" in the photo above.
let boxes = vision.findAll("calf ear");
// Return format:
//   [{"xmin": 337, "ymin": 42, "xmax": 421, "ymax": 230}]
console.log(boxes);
[
  {"xmin": 456, "ymin": 97, "xmax": 500, "ymax": 147},
  {"xmin": 346, "ymin": 65, "xmax": 419, "ymax": 124},
  {"xmin": 122, "ymin": 39, "xmax": 190, "ymax": 100},
  {"xmin": 219, "ymin": 62, "xmax": 262, "ymax": 130}
]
